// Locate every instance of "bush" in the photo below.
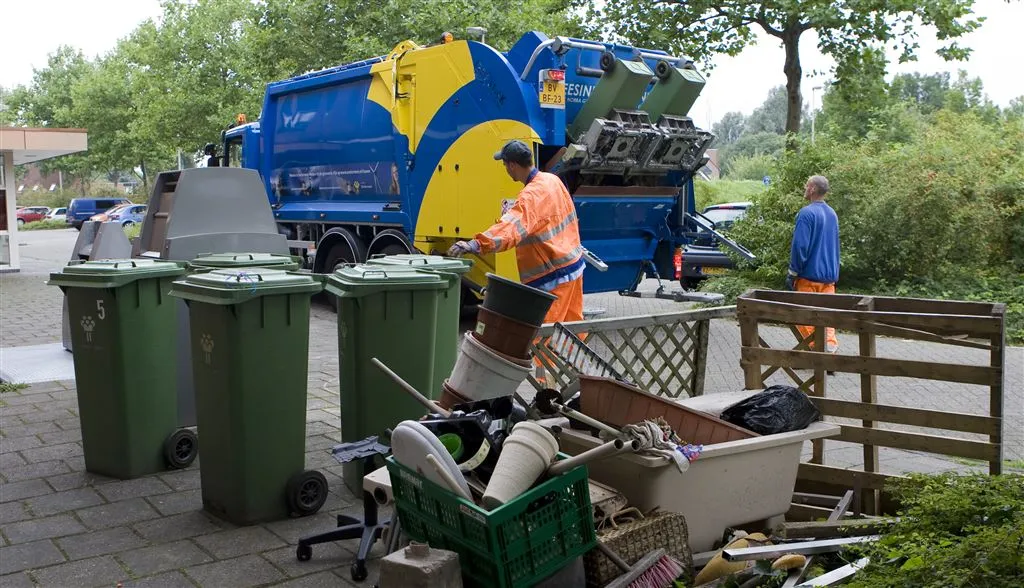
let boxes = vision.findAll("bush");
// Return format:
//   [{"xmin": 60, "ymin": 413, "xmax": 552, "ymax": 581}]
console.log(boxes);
[
  {"xmin": 694, "ymin": 180, "xmax": 767, "ymax": 210},
  {"xmin": 20, "ymin": 219, "xmax": 69, "ymax": 231},
  {"xmin": 847, "ymin": 473, "xmax": 1024, "ymax": 588},
  {"xmin": 723, "ymin": 153, "xmax": 777, "ymax": 182}
]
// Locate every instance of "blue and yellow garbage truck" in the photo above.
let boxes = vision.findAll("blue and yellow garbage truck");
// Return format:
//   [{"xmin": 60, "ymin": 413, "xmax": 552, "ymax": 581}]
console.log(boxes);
[{"xmin": 218, "ymin": 31, "xmax": 753, "ymax": 296}]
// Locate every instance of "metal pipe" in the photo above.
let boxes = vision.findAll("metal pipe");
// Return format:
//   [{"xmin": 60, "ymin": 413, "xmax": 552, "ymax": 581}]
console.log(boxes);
[
  {"xmin": 547, "ymin": 438, "xmax": 637, "ymax": 476},
  {"xmin": 372, "ymin": 357, "xmax": 450, "ymax": 418},
  {"xmin": 576, "ymin": 66, "xmax": 604, "ymax": 78},
  {"xmin": 555, "ymin": 404, "xmax": 622, "ymax": 437},
  {"xmin": 723, "ymin": 536, "xmax": 880, "ymax": 561}
]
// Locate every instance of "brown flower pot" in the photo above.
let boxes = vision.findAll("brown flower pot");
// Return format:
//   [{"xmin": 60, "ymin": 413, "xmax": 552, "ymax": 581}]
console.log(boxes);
[
  {"xmin": 472, "ymin": 306, "xmax": 539, "ymax": 361},
  {"xmin": 438, "ymin": 380, "xmax": 472, "ymax": 411}
]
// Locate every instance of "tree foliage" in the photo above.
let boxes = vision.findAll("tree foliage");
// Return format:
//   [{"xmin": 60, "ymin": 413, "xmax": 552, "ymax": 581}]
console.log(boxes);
[{"xmin": 584, "ymin": 0, "xmax": 985, "ymax": 135}]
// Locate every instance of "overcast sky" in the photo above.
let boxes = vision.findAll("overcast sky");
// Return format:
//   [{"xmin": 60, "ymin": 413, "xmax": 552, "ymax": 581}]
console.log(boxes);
[{"xmin": 2, "ymin": 0, "xmax": 1022, "ymax": 131}]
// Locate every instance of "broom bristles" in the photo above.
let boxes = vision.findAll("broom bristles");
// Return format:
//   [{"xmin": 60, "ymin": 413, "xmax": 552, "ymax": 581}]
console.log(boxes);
[{"xmin": 629, "ymin": 553, "xmax": 684, "ymax": 588}]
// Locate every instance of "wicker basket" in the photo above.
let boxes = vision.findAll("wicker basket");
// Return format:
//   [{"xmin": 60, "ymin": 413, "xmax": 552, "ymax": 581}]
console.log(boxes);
[{"xmin": 583, "ymin": 508, "xmax": 692, "ymax": 587}]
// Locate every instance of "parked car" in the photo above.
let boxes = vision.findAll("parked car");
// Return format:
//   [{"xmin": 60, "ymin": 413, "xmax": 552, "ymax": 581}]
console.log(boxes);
[
  {"xmin": 15, "ymin": 206, "xmax": 51, "ymax": 226},
  {"xmin": 66, "ymin": 197, "xmax": 131, "ymax": 230},
  {"xmin": 680, "ymin": 202, "xmax": 753, "ymax": 288},
  {"xmin": 91, "ymin": 203, "xmax": 146, "ymax": 226},
  {"xmin": 46, "ymin": 207, "xmax": 68, "ymax": 222}
]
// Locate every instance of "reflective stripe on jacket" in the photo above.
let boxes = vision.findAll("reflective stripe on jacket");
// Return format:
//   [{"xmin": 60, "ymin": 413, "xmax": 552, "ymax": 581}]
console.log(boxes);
[{"xmin": 475, "ymin": 171, "xmax": 583, "ymax": 290}]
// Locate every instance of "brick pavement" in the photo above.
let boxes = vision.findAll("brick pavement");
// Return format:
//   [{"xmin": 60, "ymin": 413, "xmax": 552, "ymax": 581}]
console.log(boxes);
[{"xmin": 2, "ymin": 229, "xmax": 1021, "ymax": 586}]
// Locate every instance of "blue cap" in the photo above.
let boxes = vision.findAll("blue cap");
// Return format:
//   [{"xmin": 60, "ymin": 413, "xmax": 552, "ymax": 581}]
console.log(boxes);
[{"xmin": 493, "ymin": 140, "xmax": 533, "ymax": 166}]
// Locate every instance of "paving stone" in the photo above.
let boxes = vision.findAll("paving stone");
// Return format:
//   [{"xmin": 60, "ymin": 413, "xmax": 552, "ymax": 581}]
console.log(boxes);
[
  {"xmin": 0, "ymin": 436, "xmax": 43, "ymax": 454},
  {"xmin": 57, "ymin": 526, "xmax": 145, "ymax": 560},
  {"xmin": 2, "ymin": 395, "xmax": 44, "ymax": 406},
  {"xmin": 158, "ymin": 469, "xmax": 201, "ymax": 492},
  {"xmin": 262, "ymin": 545, "xmax": 352, "ymax": 578},
  {"xmin": 120, "ymin": 571, "xmax": 197, "ymax": 588},
  {"xmin": 45, "ymin": 470, "xmax": 115, "ymax": 492},
  {"xmin": 0, "ymin": 479, "xmax": 52, "ymax": 503},
  {"xmin": 95, "ymin": 476, "xmax": 173, "ymax": 502},
  {"xmin": 194, "ymin": 526, "xmax": 287, "ymax": 559},
  {"xmin": 0, "ymin": 451, "xmax": 27, "ymax": 469},
  {"xmin": 3, "ymin": 513, "xmax": 87, "ymax": 543},
  {"xmin": 1, "ymin": 460, "xmax": 71, "ymax": 482},
  {"xmin": 54, "ymin": 417, "xmax": 81, "ymax": 431},
  {"xmin": 62, "ymin": 455, "xmax": 86, "ymax": 471},
  {"xmin": 269, "ymin": 570, "xmax": 347, "ymax": 587},
  {"xmin": 31, "ymin": 555, "xmax": 128, "ymax": 587},
  {"xmin": 133, "ymin": 510, "xmax": 225, "ymax": 544},
  {"xmin": 0, "ymin": 501, "xmax": 31, "ymax": 525},
  {"xmin": 0, "ymin": 571, "xmax": 35, "ymax": 588},
  {"xmin": 146, "ymin": 489, "xmax": 203, "ymax": 516},
  {"xmin": 264, "ymin": 512, "xmax": 342, "ymax": 544},
  {"xmin": 77, "ymin": 497, "xmax": 162, "ymax": 530},
  {"xmin": 27, "ymin": 487, "xmax": 105, "ymax": 516},
  {"xmin": 119, "ymin": 539, "xmax": 213, "ymax": 576},
  {"xmin": 0, "ymin": 404, "xmax": 42, "ymax": 417},
  {"xmin": 47, "ymin": 390, "xmax": 77, "ymax": 402},
  {"xmin": 37, "ymin": 428, "xmax": 82, "ymax": 445},
  {"xmin": 19, "ymin": 442, "xmax": 83, "ymax": 464},
  {"xmin": 184, "ymin": 554, "xmax": 285, "ymax": 587},
  {"xmin": 0, "ymin": 540, "xmax": 65, "ymax": 574},
  {"xmin": 0, "ymin": 421, "xmax": 59, "ymax": 439},
  {"xmin": 18, "ymin": 408, "xmax": 75, "ymax": 425}
]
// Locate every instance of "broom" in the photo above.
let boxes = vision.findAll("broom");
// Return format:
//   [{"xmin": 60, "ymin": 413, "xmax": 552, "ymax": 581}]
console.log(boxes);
[{"xmin": 597, "ymin": 542, "xmax": 686, "ymax": 588}]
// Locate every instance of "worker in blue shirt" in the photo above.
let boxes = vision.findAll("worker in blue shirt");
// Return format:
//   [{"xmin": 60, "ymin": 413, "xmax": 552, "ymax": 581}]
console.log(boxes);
[{"xmin": 786, "ymin": 175, "xmax": 840, "ymax": 352}]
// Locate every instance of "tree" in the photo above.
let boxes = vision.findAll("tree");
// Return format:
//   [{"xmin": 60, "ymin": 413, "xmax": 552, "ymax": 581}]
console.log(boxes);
[
  {"xmin": 743, "ymin": 85, "xmax": 789, "ymax": 135},
  {"xmin": 585, "ymin": 0, "xmax": 984, "ymax": 137},
  {"xmin": 712, "ymin": 111, "xmax": 746, "ymax": 146},
  {"xmin": 890, "ymin": 72, "xmax": 951, "ymax": 114}
]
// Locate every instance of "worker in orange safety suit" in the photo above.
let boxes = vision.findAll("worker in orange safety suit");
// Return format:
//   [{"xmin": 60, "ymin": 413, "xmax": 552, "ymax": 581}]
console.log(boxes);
[
  {"xmin": 446, "ymin": 139, "xmax": 585, "ymax": 326},
  {"xmin": 786, "ymin": 175, "xmax": 840, "ymax": 353}
]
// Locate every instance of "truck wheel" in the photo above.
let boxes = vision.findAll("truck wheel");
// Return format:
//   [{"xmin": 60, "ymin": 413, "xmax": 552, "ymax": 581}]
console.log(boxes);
[{"xmin": 680, "ymin": 277, "xmax": 703, "ymax": 291}]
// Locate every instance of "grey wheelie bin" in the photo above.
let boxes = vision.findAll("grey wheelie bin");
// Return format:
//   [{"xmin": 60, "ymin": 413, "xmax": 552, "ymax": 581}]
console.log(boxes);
[
  {"xmin": 47, "ymin": 259, "xmax": 198, "ymax": 479},
  {"xmin": 324, "ymin": 265, "xmax": 448, "ymax": 493},
  {"xmin": 169, "ymin": 267, "xmax": 327, "ymax": 525},
  {"xmin": 365, "ymin": 254, "xmax": 472, "ymax": 395}
]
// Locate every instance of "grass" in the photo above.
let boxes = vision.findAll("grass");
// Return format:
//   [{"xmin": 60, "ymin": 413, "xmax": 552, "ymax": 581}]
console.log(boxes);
[
  {"xmin": 694, "ymin": 179, "xmax": 767, "ymax": 211},
  {"xmin": 19, "ymin": 219, "xmax": 69, "ymax": 231},
  {"xmin": 0, "ymin": 382, "xmax": 29, "ymax": 393}
]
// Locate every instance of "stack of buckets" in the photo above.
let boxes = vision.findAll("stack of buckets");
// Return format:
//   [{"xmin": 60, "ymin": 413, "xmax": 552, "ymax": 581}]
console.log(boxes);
[{"xmin": 439, "ymin": 273, "xmax": 557, "ymax": 409}]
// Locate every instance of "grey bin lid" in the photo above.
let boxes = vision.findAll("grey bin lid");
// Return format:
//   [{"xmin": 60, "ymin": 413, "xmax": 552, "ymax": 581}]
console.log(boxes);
[
  {"xmin": 169, "ymin": 268, "xmax": 322, "ymax": 305},
  {"xmin": 47, "ymin": 259, "xmax": 186, "ymax": 289},
  {"xmin": 325, "ymin": 264, "xmax": 447, "ymax": 298}
]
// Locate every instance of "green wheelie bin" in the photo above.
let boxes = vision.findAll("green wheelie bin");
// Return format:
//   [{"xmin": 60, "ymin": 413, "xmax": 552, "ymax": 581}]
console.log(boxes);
[
  {"xmin": 188, "ymin": 252, "xmax": 301, "ymax": 273},
  {"xmin": 169, "ymin": 267, "xmax": 327, "ymax": 525},
  {"xmin": 325, "ymin": 265, "xmax": 448, "ymax": 493},
  {"xmin": 365, "ymin": 254, "xmax": 471, "ymax": 395},
  {"xmin": 47, "ymin": 259, "xmax": 198, "ymax": 479}
]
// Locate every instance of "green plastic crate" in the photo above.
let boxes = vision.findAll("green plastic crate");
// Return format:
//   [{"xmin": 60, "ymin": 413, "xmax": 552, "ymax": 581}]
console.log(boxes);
[{"xmin": 386, "ymin": 456, "xmax": 596, "ymax": 588}]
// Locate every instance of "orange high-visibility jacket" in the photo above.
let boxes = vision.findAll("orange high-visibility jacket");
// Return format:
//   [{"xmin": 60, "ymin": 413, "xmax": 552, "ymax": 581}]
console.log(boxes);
[{"xmin": 475, "ymin": 171, "xmax": 584, "ymax": 291}]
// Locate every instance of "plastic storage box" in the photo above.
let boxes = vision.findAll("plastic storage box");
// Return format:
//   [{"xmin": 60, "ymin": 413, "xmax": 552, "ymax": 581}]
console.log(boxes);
[{"xmin": 386, "ymin": 456, "xmax": 596, "ymax": 588}]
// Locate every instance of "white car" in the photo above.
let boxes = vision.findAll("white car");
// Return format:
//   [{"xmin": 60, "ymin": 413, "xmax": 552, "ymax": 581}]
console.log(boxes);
[{"xmin": 46, "ymin": 207, "xmax": 68, "ymax": 222}]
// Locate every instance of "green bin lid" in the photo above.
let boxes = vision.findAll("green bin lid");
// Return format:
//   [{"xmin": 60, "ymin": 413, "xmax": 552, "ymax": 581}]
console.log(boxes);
[
  {"xmin": 169, "ymin": 267, "xmax": 322, "ymax": 305},
  {"xmin": 325, "ymin": 264, "xmax": 447, "ymax": 298},
  {"xmin": 189, "ymin": 252, "xmax": 299, "ymax": 269},
  {"xmin": 47, "ymin": 259, "xmax": 186, "ymax": 289},
  {"xmin": 366, "ymin": 254, "xmax": 471, "ymax": 274}
]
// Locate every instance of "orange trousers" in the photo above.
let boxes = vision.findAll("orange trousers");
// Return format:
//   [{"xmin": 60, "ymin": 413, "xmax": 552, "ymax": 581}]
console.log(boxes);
[
  {"xmin": 533, "ymin": 277, "xmax": 584, "ymax": 381},
  {"xmin": 795, "ymin": 278, "xmax": 839, "ymax": 352}
]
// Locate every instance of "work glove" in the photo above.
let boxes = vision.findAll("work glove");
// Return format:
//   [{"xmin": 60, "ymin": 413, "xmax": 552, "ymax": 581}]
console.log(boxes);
[
  {"xmin": 447, "ymin": 240, "xmax": 480, "ymax": 258},
  {"xmin": 785, "ymin": 271, "xmax": 797, "ymax": 291}
]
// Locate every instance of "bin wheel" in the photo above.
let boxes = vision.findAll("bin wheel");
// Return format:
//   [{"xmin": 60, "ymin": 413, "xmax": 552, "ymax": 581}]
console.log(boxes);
[
  {"xmin": 164, "ymin": 429, "xmax": 198, "ymax": 469},
  {"xmin": 296, "ymin": 543, "xmax": 312, "ymax": 562},
  {"xmin": 287, "ymin": 470, "xmax": 329, "ymax": 517},
  {"xmin": 351, "ymin": 562, "xmax": 368, "ymax": 582}
]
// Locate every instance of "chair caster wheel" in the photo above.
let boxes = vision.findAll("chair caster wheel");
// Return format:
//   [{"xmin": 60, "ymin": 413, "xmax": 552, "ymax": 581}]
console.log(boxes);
[
  {"xmin": 296, "ymin": 543, "xmax": 311, "ymax": 562},
  {"xmin": 351, "ymin": 562, "xmax": 368, "ymax": 582}
]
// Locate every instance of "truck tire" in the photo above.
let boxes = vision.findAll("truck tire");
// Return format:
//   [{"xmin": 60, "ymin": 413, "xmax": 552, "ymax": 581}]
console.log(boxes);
[
  {"xmin": 319, "ymin": 229, "xmax": 367, "ymax": 311},
  {"xmin": 367, "ymin": 228, "xmax": 413, "ymax": 258}
]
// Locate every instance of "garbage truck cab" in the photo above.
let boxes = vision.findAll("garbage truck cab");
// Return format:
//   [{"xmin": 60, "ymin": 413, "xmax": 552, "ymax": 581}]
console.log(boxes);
[{"xmin": 220, "ymin": 31, "xmax": 752, "ymax": 297}]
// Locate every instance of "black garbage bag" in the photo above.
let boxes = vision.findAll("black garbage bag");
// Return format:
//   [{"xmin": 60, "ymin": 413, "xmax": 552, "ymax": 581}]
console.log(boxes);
[{"xmin": 720, "ymin": 385, "xmax": 820, "ymax": 435}]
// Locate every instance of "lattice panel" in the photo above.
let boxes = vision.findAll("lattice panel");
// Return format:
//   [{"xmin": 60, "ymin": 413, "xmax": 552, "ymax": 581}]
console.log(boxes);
[{"xmin": 531, "ymin": 318, "xmax": 709, "ymax": 398}]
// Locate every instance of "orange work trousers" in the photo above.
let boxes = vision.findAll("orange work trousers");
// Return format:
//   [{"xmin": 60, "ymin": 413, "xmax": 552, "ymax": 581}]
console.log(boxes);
[
  {"xmin": 795, "ymin": 277, "xmax": 839, "ymax": 352},
  {"xmin": 533, "ymin": 277, "xmax": 585, "ymax": 382}
]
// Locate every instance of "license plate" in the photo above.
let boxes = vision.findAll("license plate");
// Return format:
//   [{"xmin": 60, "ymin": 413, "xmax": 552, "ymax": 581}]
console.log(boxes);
[
  {"xmin": 539, "ymin": 81, "xmax": 565, "ymax": 109},
  {"xmin": 701, "ymin": 266, "xmax": 728, "ymax": 275}
]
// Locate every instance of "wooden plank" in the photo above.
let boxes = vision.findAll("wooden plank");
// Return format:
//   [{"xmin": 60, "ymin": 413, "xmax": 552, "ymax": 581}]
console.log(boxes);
[
  {"xmin": 857, "ymin": 319, "xmax": 992, "ymax": 351},
  {"xmin": 857, "ymin": 296, "xmax": 880, "ymax": 516},
  {"xmin": 798, "ymin": 463, "xmax": 897, "ymax": 492},
  {"xmin": 740, "ymin": 317, "xmax": 762, "ymax": 390},
  {"xmin": 792, "ymin": 492, "xmax": 846, "ymax": 508},
  {"xmin": 746, "ymin": 289, "xmax": 867, "ymax": 310},
  {"xmin": 693, "ymin": 319, "xmax": 710, "ymax": 397},
  {"xmin": 741, "ymin": 347, "xmax": 1000, "ymax": 386},
  {"xmin": 990, "ymin": 318, "xmax": 1005, "ymax": 475},
  {"xmin": 545, "ymin": 305, "xmax": 738, "ymax": 336},
  {"xmin": 812, "ymin": 327, "xmax": 826, "ymax": 465},
  {"xmin": 836, "ymin": 425, "xmax": 1000, "ymax": 462},
  {"xmin": 872, "ymin": 295, "xmax": 997, "ymax": 316},
  {"xmin": 777, "ymin": 519, "xmax": 896, "ymax": 540},
  {"xmin": 810, "ymin": 398, "xmax": 1000, "ymax": 435},
  {"xmin": 738, "ymin": 298, "xmax": 1002, "ymax": 336},
  {"xmin": 787, "ymin": 503, "xmax": 837, "ymax": 521}
]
